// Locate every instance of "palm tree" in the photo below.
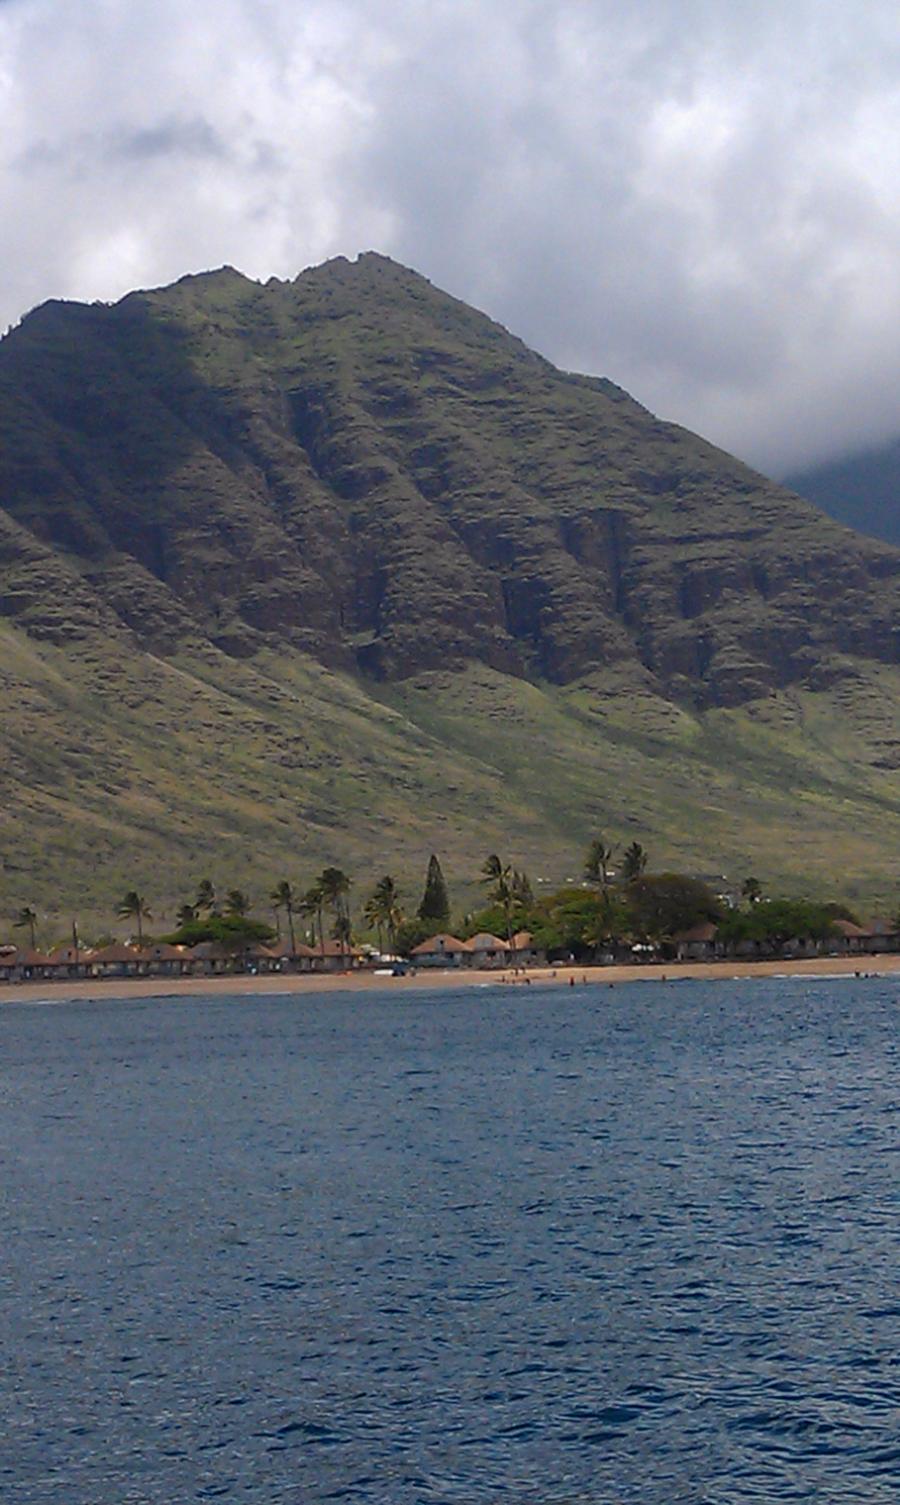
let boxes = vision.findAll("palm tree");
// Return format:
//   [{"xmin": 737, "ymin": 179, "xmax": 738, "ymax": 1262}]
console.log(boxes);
[
  {"xmin": 318, "ymin": 867, "xmax": 351, "ymax": 963},
  {"xmin": 270, "ymin": 880, "xmax": 297, "ymax": 954},
  {"xmin": 13, "ymin": 905, "xmax": 37, "ymax": 950},
  {"xmin": 480, "ymin": 854, "xmax": 518, "ymax": 965},
  {"xmin": 117, "ymin": 890, "xmax": 152, "ymax": 946},
  {"xmin": 362, "ymin": 895, "xmax": 383, "ymax": 952},
  {"xmin": 331, "ymin": 911, "xmax": 353, "ymax": 962},
  {"xmin": 299, "ymin": 882, "xmax": 326, "ymax": 952},
  {"xmin": 584, "ymin": 838, "xmax": 613, "ymax": 889},
  {"xmin": 225, "ymin": 888, "xmax": 250, "ymax": 917},
  {"xmin": 195, "ymin": 878, "xmax": 217, "ymax": 914},
  {"xmin": 621, "ymin": 842, "xmax": 647, "ymax": 883},
  {"xmin": 365, "ymin": 875, "xmax": 403, "ymax": 955}
]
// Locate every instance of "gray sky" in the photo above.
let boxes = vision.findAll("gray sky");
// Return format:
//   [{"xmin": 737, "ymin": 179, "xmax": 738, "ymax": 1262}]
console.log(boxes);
[{"xmin": 2, "ymin": 0, "xmax": 900, "ymax": 475}]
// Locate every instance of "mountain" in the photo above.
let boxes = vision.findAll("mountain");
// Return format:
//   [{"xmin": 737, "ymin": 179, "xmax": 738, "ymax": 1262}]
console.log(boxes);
[
  {"xmin": 784, "ymin": 439, "xmax": 900, "ymax": 548},
  {"xmin": 1, "ymin": 253, "xmax": 898, "ymax": 925}
]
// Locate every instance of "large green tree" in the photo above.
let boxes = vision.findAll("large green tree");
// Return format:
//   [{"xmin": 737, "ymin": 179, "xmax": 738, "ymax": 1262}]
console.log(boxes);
[
  {"xmin": 417, "ymin": 854, "xmax": 450, "ymax": 927},
  {"xmin": 626, "ymin": 874, "xmax": 720, "ymax": 942},
  {"xmin": 163, "ymin": 914, "xmax": 276, "ymax": 952},
  {"xmin": 718, "ymin": 898, "xmax": 836, "ymax": 951}
]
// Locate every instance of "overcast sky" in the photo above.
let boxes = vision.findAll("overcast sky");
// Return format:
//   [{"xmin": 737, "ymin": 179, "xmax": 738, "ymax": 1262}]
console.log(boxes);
[{"xmin": 2, "ymin": 0, "xmax": 899, "ymax": 475}]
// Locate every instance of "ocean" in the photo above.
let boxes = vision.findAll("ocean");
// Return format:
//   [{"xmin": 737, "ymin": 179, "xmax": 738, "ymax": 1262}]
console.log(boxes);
[{"xmin": 2, "ymin": 976, "xmax": 899, "ymax": 1502}]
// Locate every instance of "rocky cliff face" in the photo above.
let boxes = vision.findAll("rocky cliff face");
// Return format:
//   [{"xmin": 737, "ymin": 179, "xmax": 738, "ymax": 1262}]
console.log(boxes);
[{"xmin": 1, "ymin": 253, "xmax": 896, "ymax": 710}]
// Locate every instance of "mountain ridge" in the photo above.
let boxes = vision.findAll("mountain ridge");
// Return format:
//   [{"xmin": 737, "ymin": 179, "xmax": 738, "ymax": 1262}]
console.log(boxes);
[{"xmin": 0, "ymin": 254, "xmax": 898, "ymax": 919}]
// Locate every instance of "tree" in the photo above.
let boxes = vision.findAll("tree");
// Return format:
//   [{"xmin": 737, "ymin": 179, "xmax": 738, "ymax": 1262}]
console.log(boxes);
[
  {"xmin": 741, "ymin": 876, "xmax": 763, "ymax": 904},
  {"xmin": 480, "ymin": 854, "xmax": 519, "ymax": 963},
  {"xmin": 584, "ymin": 838, "xmax": 613, "ymax": 888},
  {"xmin": 621, "ymin": 841, "xmax": 648, "ymax": 883},
  {"xmin": 581, "ymin": 888, "xmax": 629, "ymax": 952},
  {"xmin": 117, "ymin": 890, "xmax": 152, "ymax": 946},
  {"xmin": 331, "ymin": 911, "xmax": 353, "ymax": 961},
  {"xmin": 418, "ymin": 854, "xmax": 450, "ymax": 927},
  {"xmin": 163, "ymin": 914, "xmax": 276, "ymax": 952},
  {"xmin": 365, "ymin": 875, "xmax": 403, "ymax": 954},
  {"xmin": 176, "ymin": 902, "xmax": 198, "ymax": 928},
  {"xmin": 225, "ymin": 889, "xmax": 250, "ymax": 917},
  {"xmin": 717, "ymin": 898, "xmax": 836, "ymax": 952},
  {"xmin": 394, "ymin": 917, "xmax": 437, "ymax": 957},
  {"xmin": 270, "ymin": 880, "xmax": 297, "ymax": 954},
  {"xmin": 299, "ymin": 882, "xmax": 326, "ymax": 951},
  {"xmin": 195, "ymin": 878, "xmax": 217, "ymax": 915},
  {"xmin": 13, "ymin": 905, "xmax": 37, "ymax": 950},
  {"xmin": 318, "ymin": 867, "xmax": 352, "ymax": 962},
  {"xmin": 530, "ymin": 886, "xmax": 625, "ymax": 958},
  {"xmin": 626, "ymin": 873, "xmax": 720, "ymax": 943}
]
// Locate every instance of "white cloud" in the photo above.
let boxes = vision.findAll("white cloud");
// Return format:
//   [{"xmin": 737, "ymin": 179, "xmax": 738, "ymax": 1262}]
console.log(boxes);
[{"xmin": 2, "ymin": 0, "xmax": 900, "ymax": 472}]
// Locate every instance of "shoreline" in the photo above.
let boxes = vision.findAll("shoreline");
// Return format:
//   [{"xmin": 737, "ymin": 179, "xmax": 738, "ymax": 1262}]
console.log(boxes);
[{"xmin": 1, "ymin": 953, "xmax": 898, "ymax": 1006}]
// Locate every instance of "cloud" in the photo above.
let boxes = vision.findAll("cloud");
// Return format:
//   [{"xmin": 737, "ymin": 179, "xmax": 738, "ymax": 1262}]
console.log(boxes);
[{"xmin": 1, "ymin": 0, "xmax": 899, "ymax": 473}]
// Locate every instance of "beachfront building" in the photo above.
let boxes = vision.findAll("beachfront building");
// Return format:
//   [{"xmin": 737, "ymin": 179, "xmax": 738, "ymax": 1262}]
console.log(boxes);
[
  {"xmin": 467, "ymin": 933, "xmax": 512, "ymax": 969},
  {"xmin": 510, "ymin": 930, "xmax": 544, "ymax": 966},
  {"xmin": 673, "ymin": 923, "xmax": 720, "ymax": 962},
  {"xmin": 409, "ymin": 934, "xmax": 472, "ymax": 968},
  {"xmin": 409, "ymin": 931, "xmax": 546, "ymax": 969},
  {"xmin": 832, "ymin": 918, "xmax": 899, "ymax": 954}
]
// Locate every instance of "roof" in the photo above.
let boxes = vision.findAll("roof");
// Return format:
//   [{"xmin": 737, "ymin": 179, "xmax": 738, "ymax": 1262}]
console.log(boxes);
[
  {"xmin": 45, "ymin": 945, "xmax": 90, "ymax": 964},
  {"xmin": 832, "ymin": 919, "xmax": 869, "ymax": 938},
  {"xmin": 2, "ymin": 947, "xmax": 51, "ymax": 966},
  {"xmin": 511, "ymin": 931, "xmax": 535, "ymax": 948},
  {"xmin": 467, "ymin": 932, "xmax": 510, "ymax": 951},
  {"xmin": 312, "ymin": 940, "xmax": 360, "ymax": 958},
  {"xmin": 409, "ymin": 933, "xmax": 471, "ymax": 955},
  {"xmin": 674, "ymin": 922, "xmax": 718, "ymax": 943},
  {"xmin": 189, "ymin": 941, "xmax": 232, "ymax": 959},
  {"xmin": 91, "ymin": 943, "xmax": 146, "ymax": 963}
]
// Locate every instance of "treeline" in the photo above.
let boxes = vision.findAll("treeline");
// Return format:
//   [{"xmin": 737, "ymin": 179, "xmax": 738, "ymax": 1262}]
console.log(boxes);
[{"xmin": 9, "ymin": 839, "xmax": 885, "ymax": 958}]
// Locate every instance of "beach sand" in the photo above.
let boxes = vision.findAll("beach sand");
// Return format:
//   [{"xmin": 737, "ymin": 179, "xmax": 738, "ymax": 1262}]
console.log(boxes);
[{"xmin": 1, "ymin": 953, "xmax": 898, "ymax": 1006}]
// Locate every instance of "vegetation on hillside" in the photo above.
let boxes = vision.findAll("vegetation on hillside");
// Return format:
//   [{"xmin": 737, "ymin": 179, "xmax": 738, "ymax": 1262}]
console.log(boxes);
[
  {"xmin": 0, "ymin": 255, "xmax": 898, "ymax": 915},
  {"xmin": 6, "ymin": 843, "xmax": 893, "ymax": 962}
]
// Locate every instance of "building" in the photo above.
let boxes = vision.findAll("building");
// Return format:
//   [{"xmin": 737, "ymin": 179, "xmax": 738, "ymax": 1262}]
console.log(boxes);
[{"xmin": 409, "ymin": 934, "xmax": 472, "ymax": 968}]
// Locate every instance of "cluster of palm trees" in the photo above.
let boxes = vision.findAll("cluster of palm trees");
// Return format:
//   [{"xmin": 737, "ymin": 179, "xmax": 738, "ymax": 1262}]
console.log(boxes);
[
  {"xmin": 13, "ymin": 842, "xmax": 657, "ymax": 957},
  {"xmin": 267, "ymin": 868, "xmax": 352, "ymax": 956},
  {"xmin": 584, "ymin": 838, "xmax": 647, "ymax": 887}
]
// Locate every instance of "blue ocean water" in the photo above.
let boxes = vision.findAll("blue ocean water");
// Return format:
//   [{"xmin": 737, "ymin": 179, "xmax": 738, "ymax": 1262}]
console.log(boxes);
[{"xmin": 1, "ymin": 977, "xmax": 899, "ymax": 1503}]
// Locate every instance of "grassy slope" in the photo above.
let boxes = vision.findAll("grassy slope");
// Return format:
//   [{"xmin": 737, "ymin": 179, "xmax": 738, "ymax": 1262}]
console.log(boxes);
[{"xmin": 2, "ymin": 611, "xmax": 897, "ymax": 938}]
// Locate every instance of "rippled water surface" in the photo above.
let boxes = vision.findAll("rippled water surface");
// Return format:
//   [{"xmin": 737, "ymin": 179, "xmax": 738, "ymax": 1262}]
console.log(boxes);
[{"xmin": 3, "ymin": 978, "xmax": 900, "ymax": 1502}]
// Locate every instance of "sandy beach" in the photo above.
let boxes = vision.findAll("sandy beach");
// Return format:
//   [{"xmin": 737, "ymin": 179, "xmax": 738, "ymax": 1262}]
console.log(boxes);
[{"xmin": 1, "ymin": 953, "xmax": 897, "ymax": 1006}]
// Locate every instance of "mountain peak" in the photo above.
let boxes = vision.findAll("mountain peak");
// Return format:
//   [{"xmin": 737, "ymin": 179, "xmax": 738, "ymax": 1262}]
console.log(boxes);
[{"xmin": 0, "ymin": 257, "xmax": 898, "ymax": 912}]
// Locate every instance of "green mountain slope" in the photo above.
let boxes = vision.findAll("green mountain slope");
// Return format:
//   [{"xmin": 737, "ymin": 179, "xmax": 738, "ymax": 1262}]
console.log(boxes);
[
  {"xmin": 785, "ymin": 438, "xmax": 900, "ymax": 548},
  {"xmin": 0, "ymin": 254, "xmax": 898, "ymax": 927}
]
